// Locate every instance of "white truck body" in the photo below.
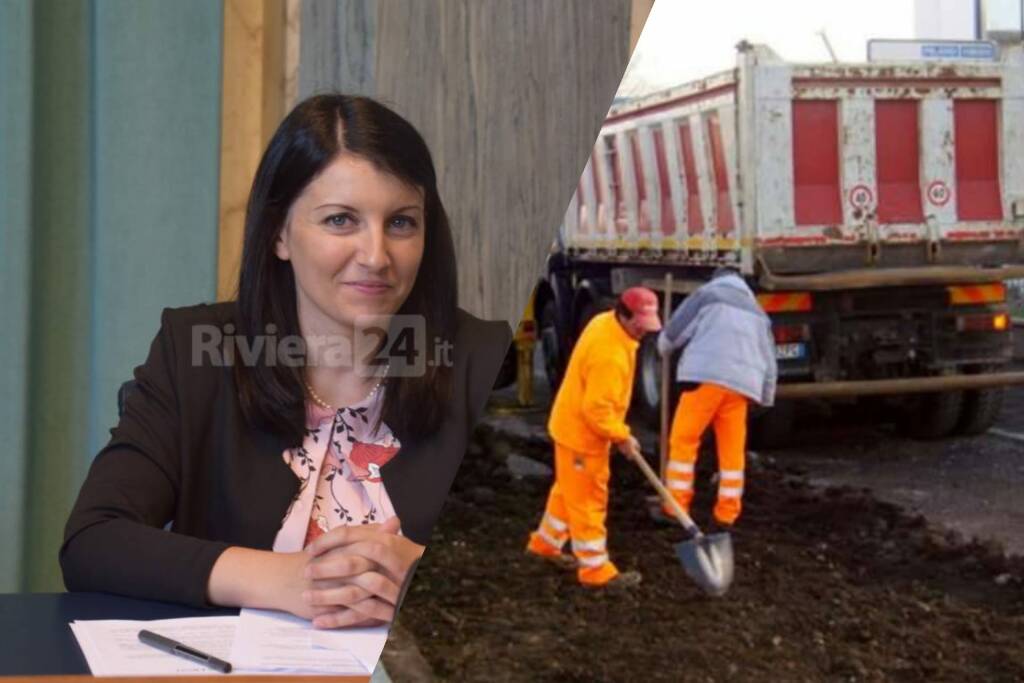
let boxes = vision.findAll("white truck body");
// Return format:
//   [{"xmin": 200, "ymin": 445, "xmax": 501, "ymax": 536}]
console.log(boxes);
[
  {"xmin": 560, "ymin": 44, "xmax": 1024, "ymax": 280},
  {"xmin": 534, "ymin": 45, "xmax": 1024, "ymax": 439}
]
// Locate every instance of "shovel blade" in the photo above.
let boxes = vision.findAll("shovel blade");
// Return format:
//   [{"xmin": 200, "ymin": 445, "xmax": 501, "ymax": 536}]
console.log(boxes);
[{"xmin": 675, "ymin": 532, "xmax": 734, "ymax": 596}]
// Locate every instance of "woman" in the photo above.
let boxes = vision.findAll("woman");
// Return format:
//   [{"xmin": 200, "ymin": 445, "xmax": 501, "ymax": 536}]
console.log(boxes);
[{"xmin": 59, "ymin": 94, "xmax": 511, "ymax": 629}]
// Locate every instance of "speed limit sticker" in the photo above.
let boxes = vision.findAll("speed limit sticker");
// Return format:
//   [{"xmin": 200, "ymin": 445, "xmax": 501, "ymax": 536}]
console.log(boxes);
[
  {"xmin": 848, "ymin": 184, "xmax": 874, "ymax": 210},
  {"xmin": 927, "ymin": 180, "xmax": 951, "ymax": 206}
]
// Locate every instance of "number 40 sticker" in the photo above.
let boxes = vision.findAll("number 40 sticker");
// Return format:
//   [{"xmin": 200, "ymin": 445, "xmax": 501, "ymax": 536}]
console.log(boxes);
[
  {"xmin": 848, "ymin": 184, "xmax": 874, "ymax": 210},
  {"xmin": 927, "ymin": 180, "xmax": 951, "ymax": 207}
]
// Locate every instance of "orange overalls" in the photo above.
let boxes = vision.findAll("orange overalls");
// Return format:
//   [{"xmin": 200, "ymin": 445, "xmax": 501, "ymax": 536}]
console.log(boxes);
[
  {"xmin": 527, "ymin": 311, "xmax": 637, "ymax": 586},
  {"xmin": 665, "ymin": 383, "xmax": 747, "ymax": 525}
]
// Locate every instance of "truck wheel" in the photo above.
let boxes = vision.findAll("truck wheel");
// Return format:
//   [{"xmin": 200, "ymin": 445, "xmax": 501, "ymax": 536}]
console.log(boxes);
[
  {"xmin": 897, "ymin": 391, "xmax": 964, "ymax": 440},
  {"xmin": 955, "ymin": 388, "xmax": 1004, "ymax": 436},
  {"xmin": 748, "ymin": 400, "xmax": 796, "ymax": 449},
  {"xmin": 538, "ymin": 299, "xmax": 563, "ymax": 393},
  {"xmin": 631, "ymin": 334, "xmax": 661, "ymax": 427},
  {"xmin": 576, "ymin": 300, "xmax": 601, "ymax": 335}
]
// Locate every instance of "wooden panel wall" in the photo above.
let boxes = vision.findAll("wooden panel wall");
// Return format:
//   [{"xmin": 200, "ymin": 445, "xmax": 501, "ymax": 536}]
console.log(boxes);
[{"xmin": 217, "ymin": 0, "xmax": 288, "ymax": 301}]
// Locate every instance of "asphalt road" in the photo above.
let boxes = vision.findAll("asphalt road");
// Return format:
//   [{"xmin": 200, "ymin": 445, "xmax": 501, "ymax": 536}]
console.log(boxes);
[
  {"xmin": 772, "ymin": 330, "xmax": 1023, "ymax": 556},
  {"xmin": 774, "ymin": 383, "xmax": 1024, "ymax": 556}
]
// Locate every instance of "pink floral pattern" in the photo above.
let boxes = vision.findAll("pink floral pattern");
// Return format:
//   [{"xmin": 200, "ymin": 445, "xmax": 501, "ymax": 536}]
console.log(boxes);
[
  {"xmin": 271, "ymin": 386, "xmax": 400, "ymax": 553},
  {"xmin": 349, "ymin": 442, "xmax": 399, "ymax": 482}
]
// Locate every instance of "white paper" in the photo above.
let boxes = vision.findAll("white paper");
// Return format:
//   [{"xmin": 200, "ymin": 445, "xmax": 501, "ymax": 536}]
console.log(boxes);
[
  {"xmin": 70, "ymin": 611, "xmax": 377, "ymax": 677},
  {"xmin": 231, "ymin": 609, "xmax": 368, "ymax": 674},
  {"xmin": 310, "ymin": 624, "xmax": 388, "ymax": 674},
  {"xmin": 69, "ymin": 616, "xmax": 238, "ymax": 677}
]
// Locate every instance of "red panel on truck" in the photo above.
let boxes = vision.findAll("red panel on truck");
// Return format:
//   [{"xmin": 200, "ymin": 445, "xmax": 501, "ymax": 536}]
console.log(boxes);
[
  {"xmin": 875, "ymin": 100, "xmax": 924, "ymax": 224},
  {"xmin": 590, "ymin": 152, "xmax": 603, "ymax": 235},
  {"xmin": 652, "ymin": 127, "xmax": 676, "ymax": 236},
  {"xmin": 604, "ymin": 136, "xmax": 627, "ymax": 234},
  {"xmin": 677, "ymin": 122, "xmax": 704, "ymax": 235},
  {"xmin": 706, "ymin": 113, "xmax": 735, "ymax": 234},
  {"xmin": 590, "ymin": 152, "xmax": 602, "ymax": 204},
  {"xmin": 628, "ymin": 131, "xmax": 649, "ymax": 234},
  {"xmin": 792, "ymin": 100, "xmax": 842, "ymax": 226},
  {"xmin": 954, "ymin": 99, "xmax": 1002, "ymax": 221},
  {"xmin": 629, "ymin": 132, "xmax": 646, "ymax": 203}
]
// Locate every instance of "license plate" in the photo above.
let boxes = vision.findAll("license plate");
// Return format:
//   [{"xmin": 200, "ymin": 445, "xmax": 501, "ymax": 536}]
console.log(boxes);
[{"xmin": 776, "ymin": 343, "xmax": 806, "ymax": 360}]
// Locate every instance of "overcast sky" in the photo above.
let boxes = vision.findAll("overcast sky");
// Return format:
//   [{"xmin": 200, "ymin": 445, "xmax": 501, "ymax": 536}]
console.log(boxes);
[{"xmin": 621, "ymin": 0, "xmax": 919, "ymax": 96}]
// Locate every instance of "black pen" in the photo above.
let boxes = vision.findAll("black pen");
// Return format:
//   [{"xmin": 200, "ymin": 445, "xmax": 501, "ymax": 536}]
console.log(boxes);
[{"xmin": 137, "ymin": 629, "xmax": 233, "ymax": 674}]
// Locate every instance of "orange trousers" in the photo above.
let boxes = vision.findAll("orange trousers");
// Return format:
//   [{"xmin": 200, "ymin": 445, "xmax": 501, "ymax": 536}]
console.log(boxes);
[
  {"xmin": 526, "ymin": 442, "xmax": 619, "ymax": 585},
  {"xmin": 665, "ymin": 383, "xmax": 748, "ymax": 525}
]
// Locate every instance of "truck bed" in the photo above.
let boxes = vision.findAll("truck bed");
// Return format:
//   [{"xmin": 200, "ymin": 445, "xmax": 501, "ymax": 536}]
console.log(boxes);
[{"xmin": 560, "ymin": 44, "xmax": 1024, "ymax": 279}]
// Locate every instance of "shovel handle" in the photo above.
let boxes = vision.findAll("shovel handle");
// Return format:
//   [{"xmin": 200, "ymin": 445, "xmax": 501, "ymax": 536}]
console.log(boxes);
[
  {"xmin": 659, "ymin": 273, "xmax": 672, "ymax": 481},
  {"xmin": 631, "ymin": 452, "xmax": 701, "ymax": 537}
]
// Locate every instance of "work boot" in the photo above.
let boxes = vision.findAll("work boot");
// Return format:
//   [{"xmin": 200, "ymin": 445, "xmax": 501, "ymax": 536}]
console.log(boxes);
[
  {"xmin": 525, "ymin": 548, "xmax": 578, "ymax": 571},
  {"xmin": 585, "ymin": 570, "xmax": 642, "ymax": 590}
]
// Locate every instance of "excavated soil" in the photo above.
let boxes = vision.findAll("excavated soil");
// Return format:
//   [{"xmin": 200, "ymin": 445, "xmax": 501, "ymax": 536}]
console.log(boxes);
[{"xmin": 400, "ymin": 420, "xmax": 1024, "ymax": 682}]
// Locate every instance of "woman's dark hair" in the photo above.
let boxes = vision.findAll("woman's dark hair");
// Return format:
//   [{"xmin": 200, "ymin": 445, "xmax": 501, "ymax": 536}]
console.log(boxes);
[{"xmin": 234, "ymin": 94, "xmax": 457, "ymax": 445}]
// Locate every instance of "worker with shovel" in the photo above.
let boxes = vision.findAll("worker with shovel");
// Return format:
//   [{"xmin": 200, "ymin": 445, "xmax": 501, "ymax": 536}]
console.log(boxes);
[
  {"xmin": 657, "ymin": 267, "xmax": 777, "ymax": 530},
  {"xmin": 526, "ymin": 287, "xmax": 662, "ymax": 588}
]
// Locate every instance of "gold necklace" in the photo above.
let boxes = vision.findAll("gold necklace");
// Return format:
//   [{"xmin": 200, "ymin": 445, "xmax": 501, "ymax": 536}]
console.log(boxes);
[{"xmin": 303, "ymin": 369, "xmax": 388, "ymax": 411}]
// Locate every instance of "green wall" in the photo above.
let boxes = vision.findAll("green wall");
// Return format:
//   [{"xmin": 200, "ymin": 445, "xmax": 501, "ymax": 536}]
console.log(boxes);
[{"xmin": 0, "ymin": 0, "xmax": 223, "ymax": 592}]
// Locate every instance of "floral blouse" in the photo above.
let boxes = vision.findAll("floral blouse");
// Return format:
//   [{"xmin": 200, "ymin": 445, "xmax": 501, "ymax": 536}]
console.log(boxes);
[{"xmin": 271, "ymin": 386, "xmax": 400, "ymax": 553}]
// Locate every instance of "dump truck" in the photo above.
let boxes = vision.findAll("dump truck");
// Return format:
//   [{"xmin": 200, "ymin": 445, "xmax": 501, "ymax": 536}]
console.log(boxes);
[{"xmin": 532, "ymin": 42, "xmax": 1024, "ymax": 443}]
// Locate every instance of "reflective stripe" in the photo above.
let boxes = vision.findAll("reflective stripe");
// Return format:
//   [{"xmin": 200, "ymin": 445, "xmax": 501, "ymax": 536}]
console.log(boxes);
[
  {"xmin": 572, "ymin": 537, "xmax": 607, "ymax": 553},
  {"xmin": 720, "ymin": 470, "xmax": 744, "ymax": 481},
  {"xmin": 668, "ymin": 480, "xmax": 693, "ymax": 491},
  {"xmin": 718, "ymin": 485, "xmax": 744, "ymax": 498},
  {"xmin": 667, "ymin": 462, "xmax": 695, "ymax": 474},
  {"xmin": 537, "ymin": 527, "xmax": 567, "ymax": 549},
  {"xmin": 543, "ymin": 513, "xmax": 568, "ymax": 533},
  {"xmin": 577, "ymin": 553, "xmax": 610, "ymax": 568}
]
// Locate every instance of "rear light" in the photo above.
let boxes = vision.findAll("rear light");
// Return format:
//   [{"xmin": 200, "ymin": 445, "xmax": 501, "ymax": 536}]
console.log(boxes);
[
  {"xmin": 947, "ymin": 283, "xmax": 1006, "ymax": 305},
  {"xmin": 772, "ymin": 324, "xmax": 810, "ymax": 344},
  {"xmin": 516, "ymin": 320, "xmax": 537, "ymax": 342},
  {"xmin": 956, "ymin": 313, "xmax": 1009, "ymax": 332},
  {"xmin": 757, "ymin": 292, "xmax": 812, "ymax": 313}
]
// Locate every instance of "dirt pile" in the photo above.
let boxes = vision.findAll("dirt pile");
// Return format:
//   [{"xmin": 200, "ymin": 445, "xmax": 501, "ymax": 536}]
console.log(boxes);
[{"xmin": 399, "ymin": 422, "xmax": 1024, "ymax": 682}]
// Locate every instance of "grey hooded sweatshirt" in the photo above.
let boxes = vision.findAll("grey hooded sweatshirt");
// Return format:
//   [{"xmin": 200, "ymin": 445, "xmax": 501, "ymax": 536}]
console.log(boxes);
[{"xmin": 656, "ymin": 273, "xmax": 778, "ymax": 406}]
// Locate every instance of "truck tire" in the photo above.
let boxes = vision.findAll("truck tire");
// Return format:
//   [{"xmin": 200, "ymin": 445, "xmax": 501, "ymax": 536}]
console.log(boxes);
[
  {"xmin": 576, "ymin": 300, "xmax": 602, "ymax": 335},
  {"xmin": 897, "ymin": 391, "xmax": 964, "ymax": 440},
  {"xmin": 631, "ymin": 334, "xmax": 661, "ymax": 427},
  {"xmin": 955, "ymin": 387, "xmax": 1004, "ymax": 436},
  {"xmin": 748, "ymin": 400, "xmax": 796, "ymax": 449},
  {"xmin": 537, "ymin": 299, "xmax": 563, "ymax": 392}
]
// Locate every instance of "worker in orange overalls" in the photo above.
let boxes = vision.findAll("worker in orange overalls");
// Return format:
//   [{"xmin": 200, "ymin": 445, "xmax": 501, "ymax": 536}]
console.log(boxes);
[
  {"xmin": 657, "ymin": 267, "xmax": 777, "ymax": 529},
  {"xmin": 526, "ymin": 287, "xmax": 662, "ymax": 588}
]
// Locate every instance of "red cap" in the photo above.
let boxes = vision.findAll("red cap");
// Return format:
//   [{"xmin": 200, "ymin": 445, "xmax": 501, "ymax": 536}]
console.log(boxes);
[{"xmin": 619, "ymin": 286, "xmax": 662, "ymax": 332}]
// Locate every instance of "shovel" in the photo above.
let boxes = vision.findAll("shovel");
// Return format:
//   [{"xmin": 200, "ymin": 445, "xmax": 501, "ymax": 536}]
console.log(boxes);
[{"xmin": 631, "ymin": 452, "xmax": 735, "ymax": 596}]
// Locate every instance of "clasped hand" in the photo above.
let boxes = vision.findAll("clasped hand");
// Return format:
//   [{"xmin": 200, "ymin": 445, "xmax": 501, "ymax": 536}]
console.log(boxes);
[{"xmin": 293, "ymin": 516, "xmax": 424, "ymax": 629}]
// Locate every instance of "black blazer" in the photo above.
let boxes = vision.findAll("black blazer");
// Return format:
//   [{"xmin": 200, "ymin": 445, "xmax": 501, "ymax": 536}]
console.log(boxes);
[{"xmin": 60, "ymin": 302, "xmax": 511, "ymax": 607}]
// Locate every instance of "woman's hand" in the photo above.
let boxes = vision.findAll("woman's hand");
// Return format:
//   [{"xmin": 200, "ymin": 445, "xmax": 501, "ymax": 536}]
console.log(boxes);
[
  {"xmin": 206, "ymin": 547, "xmax": 357, "ymax": 622},
  {"xmin": 302, "ymin": 516, "xmax": 425, "ymax": 629},
  {"xmin": 206, "ymin": 517, "xmax": 424, "ymax": 629}
]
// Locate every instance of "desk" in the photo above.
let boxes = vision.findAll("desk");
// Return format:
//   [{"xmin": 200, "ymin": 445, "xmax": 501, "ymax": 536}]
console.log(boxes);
[{"xmin": 0, "ymin": 593, "xmax": 368, "ymax": 682}]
